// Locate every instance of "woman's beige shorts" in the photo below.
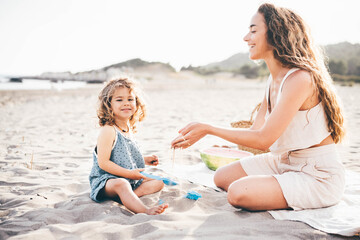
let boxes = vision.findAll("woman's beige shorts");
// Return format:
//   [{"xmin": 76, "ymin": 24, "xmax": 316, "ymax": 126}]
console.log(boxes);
[{"xmin": 240, "ymin": 144, "xmax": 345, "ymax": 210}]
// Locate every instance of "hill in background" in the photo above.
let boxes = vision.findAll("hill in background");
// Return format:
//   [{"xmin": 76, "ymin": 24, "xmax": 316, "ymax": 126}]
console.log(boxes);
[
  {"xmin": 101, "ymin": 58, "xmax": 175, "ymax": 73},
  {"xmin": 182, "ymin": 41, "xmax": 360, "ymax": 83},
  {"xmin": 201, "ymin": 52, "xmax": 252, "ymax": 72},
  {"xmin": 37, "ymin": 42, "xmax": 360, "ymax": 83}
]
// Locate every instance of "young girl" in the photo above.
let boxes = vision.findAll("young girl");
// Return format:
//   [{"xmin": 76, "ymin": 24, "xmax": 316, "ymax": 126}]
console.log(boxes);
[
  {"xmin": 89, "ymin": 78, "xmax": 168, "ymax": 215},
  {"xmin": 172, "ymin": 3, "xmax": 346, "ymax": 211}
]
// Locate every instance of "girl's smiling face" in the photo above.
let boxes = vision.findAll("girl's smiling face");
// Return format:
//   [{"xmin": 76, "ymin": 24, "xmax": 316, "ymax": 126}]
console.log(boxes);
[
  {"xmin": 111, "ymin": 87, "xmax": 137, "ymax": 121},
  {"xmin": 243, "ymin": 12, "xmax": 273, "ymax": 60}
]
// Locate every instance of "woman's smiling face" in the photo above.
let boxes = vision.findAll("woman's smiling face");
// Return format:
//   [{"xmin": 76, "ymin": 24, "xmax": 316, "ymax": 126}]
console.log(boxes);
[{"xmin": 243, "ymin": 12, "xmax": 273, "ymax": 60}]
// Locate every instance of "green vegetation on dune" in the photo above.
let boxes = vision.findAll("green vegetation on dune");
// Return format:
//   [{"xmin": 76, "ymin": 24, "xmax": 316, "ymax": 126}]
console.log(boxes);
[{"xmin": 182, "ymin": 42, "xmax": 360, "ymax": 83}]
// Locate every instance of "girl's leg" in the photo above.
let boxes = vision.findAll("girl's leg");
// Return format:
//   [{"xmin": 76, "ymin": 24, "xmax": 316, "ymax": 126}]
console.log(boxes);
[
  {"xmin": 214, "ymin": 161, "xmax": 248, "ymax": 191},
  {"xmin": 227, "ymin": 175, "xmax": 289, "ymax": 211},
  {"xmin": 104, "ymin": 178, "xmax": 168, "ymax": 215},
  {"xmin": 134, "ymin": 179, "xmax": 164, "ymax": 197}
]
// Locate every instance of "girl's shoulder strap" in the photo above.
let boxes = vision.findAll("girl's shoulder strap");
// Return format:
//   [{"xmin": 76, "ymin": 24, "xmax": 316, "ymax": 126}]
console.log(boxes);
[
  {"xmin": 113, "ymin": 125, "xmax": 121, "ymax": 134},
  {"xmin": 111, "ymin": 125, "xmax": 121, "ymax": 149}
]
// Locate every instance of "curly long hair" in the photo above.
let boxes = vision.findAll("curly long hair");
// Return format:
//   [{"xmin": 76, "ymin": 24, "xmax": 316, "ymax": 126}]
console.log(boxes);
[
  {"xmin": 258, "ymin": 3, "xmax": 345, "ymax": 143},
  {"xmin": 97, "ymin": 78, "xmax": 146, "ymax": 132}
]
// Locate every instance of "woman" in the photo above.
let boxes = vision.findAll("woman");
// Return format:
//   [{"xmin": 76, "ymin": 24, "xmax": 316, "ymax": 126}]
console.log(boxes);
[{"xmin": 171, "ymin": 3, "xmax": 345, "ymax": 211}]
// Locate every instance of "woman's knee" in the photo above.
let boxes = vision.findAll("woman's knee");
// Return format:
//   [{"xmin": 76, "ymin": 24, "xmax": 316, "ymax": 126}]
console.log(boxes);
[
  {"xmin": 227, "ymin": 181, "xmax": 251, "ymax": 208},
  {"xmin": 213, "ymin": 166, "xmax": 229, "ymax": 189},
  {"xmin": 214, "ymin": 161, "xmax": 248, "ymax": 190},
  {"xmin": 213, "ymin": 170, "xmax": 223, "ymax": 188}
]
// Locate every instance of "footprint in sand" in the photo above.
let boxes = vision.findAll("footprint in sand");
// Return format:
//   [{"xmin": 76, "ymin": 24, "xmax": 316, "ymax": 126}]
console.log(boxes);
[{"xmin": 64, "ymin": 163, "xmax": 79, "ymax": 168}]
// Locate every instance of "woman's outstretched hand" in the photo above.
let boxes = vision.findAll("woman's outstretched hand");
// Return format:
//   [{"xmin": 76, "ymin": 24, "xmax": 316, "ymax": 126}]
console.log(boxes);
[{"xmin": 171, "ymin": 122, "xmax": 210, "ymax": 149}]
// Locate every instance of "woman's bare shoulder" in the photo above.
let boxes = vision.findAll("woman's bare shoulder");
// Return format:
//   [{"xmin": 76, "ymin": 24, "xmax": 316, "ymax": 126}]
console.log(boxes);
[
  {"xmin": 284, "ymin": 69, "xmax": 313, "ymax": 92},
  {"xmin": 289, "ymin": 69, "xmax": 312, "ymax": 84}
]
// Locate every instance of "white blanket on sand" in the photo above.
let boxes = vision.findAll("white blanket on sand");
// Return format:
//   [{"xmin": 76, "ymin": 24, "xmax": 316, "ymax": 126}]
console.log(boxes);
[{"xmin": 162, "ymin": 163, "xmax": 360, "ymax": 237}]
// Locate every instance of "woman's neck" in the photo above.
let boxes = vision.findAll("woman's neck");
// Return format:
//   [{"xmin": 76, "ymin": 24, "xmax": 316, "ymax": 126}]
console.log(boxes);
[{"xmin": 265, "ymin": 57, "xmax": 290, "ymax": 83}]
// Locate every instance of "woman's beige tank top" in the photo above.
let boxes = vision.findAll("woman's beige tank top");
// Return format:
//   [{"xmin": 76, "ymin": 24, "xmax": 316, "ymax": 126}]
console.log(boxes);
[{"xmin": 265, "ymin": 68, "xmax": 331, "ymax": 155}]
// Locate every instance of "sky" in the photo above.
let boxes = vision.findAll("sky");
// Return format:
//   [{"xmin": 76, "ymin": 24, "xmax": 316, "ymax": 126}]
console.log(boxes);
[{"xmin": 0, "ymin": 0, "xmax": 360, "ymax": 76}]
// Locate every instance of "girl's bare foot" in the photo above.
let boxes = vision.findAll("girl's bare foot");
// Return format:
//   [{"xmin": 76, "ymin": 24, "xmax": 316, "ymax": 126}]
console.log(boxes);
[{"xmin": 145, "ymin": 203, "xmax": 169, "ymax": 215}]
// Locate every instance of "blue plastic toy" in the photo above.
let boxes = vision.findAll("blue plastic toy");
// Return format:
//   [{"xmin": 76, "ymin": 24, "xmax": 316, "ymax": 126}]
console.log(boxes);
[
  {"xmin": 141, "ymin": 172, "xmax": 178, "ymax": 186},
  {"xmin": 185, "ymin": 190, "xmax": 202, "ymax": 200}
]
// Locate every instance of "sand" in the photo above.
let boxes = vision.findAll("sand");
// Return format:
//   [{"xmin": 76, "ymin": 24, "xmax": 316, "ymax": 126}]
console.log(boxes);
[{"xmin": 0, "ymin": 72, "xmax": 359, "ymax": 239}]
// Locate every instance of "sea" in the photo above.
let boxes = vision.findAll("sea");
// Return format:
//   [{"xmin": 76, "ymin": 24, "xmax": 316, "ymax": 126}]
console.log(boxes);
[{"xmin": 0, "ymin": 78, "xmax": 87, "ymax": 91}]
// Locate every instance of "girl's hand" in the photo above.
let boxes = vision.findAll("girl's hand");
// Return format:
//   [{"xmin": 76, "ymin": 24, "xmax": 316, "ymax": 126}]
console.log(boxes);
[
  {"xmin": 127, "ymin": 168, "xmax": 148, "ymax": 180},
  {"xmin": 171, "ymin": 122, "xmax": 210, "ymax": 149},
  {"xmin": 144, "ymin": 155, "xmax": 159, "ymax": 166}
]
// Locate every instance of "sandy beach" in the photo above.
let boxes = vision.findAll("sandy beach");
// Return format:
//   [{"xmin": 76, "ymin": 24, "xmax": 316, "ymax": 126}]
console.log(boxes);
[{"xmin": 0, "ymin": 72, "xmax": 359, "ymax": 239}]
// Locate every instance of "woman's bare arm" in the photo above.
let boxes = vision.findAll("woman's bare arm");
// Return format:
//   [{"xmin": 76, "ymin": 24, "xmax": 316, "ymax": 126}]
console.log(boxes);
[{"xmin": 172, "ymin": 70, "xmax": 314, "ymax": 150}]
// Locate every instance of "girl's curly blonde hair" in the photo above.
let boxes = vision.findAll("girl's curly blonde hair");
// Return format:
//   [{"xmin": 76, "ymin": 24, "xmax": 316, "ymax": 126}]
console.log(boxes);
[
  {"xmin": 258, "ymin": 3, "xmax": 345, "ymax": 143},
  {"xmin": 97, "ymin": 78, "xmax": 146, "ymax": 132}
]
